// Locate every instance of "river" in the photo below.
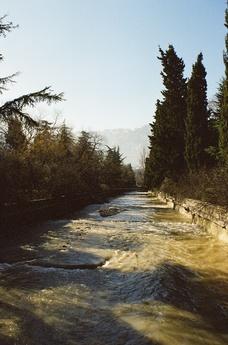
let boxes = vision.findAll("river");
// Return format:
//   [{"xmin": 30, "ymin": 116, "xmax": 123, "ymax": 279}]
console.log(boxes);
[{"xmin": 0, "ymin": 192, "xmax": 228, "ymax": 345}]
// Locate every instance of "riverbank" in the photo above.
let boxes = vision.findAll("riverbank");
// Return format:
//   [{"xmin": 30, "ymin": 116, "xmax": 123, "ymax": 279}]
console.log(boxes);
[
  {"xmin": 0, "ymin": 188, "xmax": 136, "ymax": 238},
  {"xmin": 156, "ymin": 191, "xmax": 228, "ymax": 242}
]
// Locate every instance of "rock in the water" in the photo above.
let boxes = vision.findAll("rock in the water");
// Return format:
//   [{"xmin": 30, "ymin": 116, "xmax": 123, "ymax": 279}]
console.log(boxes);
[{"xmin": 99, "ymin": 206, "xmax": 120, "ymax": 217}]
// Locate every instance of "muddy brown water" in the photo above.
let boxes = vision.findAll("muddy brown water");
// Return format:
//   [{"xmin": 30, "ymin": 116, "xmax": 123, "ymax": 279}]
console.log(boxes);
[{"xmin": 0, "ymin": 192, "xmax": 228, "ymax": 345}]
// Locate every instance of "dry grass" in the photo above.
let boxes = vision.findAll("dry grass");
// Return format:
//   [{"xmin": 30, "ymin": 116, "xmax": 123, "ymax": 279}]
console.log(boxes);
[{"xmin": 160, "ymin": 167, "xmax": 228, "ymax": 207}]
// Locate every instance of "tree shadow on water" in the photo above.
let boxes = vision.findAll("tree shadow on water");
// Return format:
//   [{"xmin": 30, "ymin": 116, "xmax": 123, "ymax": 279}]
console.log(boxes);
[
  {"xmin": 1, "ymin": 259, "xmax": 228, "ymax": 344},
  {"xmin": 0, "ymin": 297, "xmax": 162, "ymax": 345},
  {"xmin": 111, "ymin": 261, "xmax": 228, "ymax": 339},
  {"xmin": 1, "ymin": 217, "xmax": 228, "ymax": 345}
]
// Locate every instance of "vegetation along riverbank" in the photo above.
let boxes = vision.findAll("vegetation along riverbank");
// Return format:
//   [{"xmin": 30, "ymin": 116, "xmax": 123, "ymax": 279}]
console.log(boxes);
[
  {"xmin": 0, "ymin": 16, "xmax": 135, "ymax": 231},
  {"xmin": 144, "ymin": 6, "xmax": 228, "ymax": 209}
]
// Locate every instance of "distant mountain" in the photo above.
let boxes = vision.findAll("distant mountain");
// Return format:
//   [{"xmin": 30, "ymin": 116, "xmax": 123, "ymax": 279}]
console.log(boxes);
[{"xmin": 96, "ymin": 125, "xmax": 150, "ymax": 168}]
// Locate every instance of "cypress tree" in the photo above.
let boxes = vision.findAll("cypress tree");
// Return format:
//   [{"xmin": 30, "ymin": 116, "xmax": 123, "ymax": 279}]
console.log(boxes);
[
  {"xmin": 219, "ymin": 4, "xmax": 228, "ymax": 164},
  {"xmin": 185, "ymin": 53, "xmax": 209, "ymax": 171},
  {"xmin": 147, "ymin": 100, "xmax": 166, "ymax": 187},
  {"xmin": 214, "ymin": 79, "xmax": 225, "ymax": 120},
  {"xmin": 146, "ymin": 45, "xmax": 187, "ymax": 187},
  {"xmin": 206, "ymin": 79, "xmax": 225, "ymax": 163}
]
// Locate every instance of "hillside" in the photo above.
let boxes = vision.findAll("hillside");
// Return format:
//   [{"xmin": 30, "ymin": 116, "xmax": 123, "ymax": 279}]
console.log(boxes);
[{"xmin": 97, "ymin": 125, "xmax": 150, "ymax": 168}]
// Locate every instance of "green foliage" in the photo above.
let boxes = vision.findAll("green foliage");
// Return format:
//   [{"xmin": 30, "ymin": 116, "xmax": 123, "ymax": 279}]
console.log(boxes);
[
  {"xmin": 146, "ymin": 45, "xmax": 187, "ymax": 188},
  {"xmin": 73, "ymin": 131, "xmax": 104, "ymax": 195},
  {"xmin": 0, "ymin": 15, "xmax": 63, "ymax": 126},
  {"xmin": 0, "ymin": 122, "xmax": 135, "ymax": 204},
  {"xmin": 144, "ymin": 4, "xmax": 228, "ymax": 206},
  {"xmin": 0, "ymin": 14, "xmax": 136, "ymax": 207},
  {"xmin": 160, "ymin": 168, "xmax": 228, "ymax": 207},
  {"xmin": 5, "ymin": 117, "xmax": 28, "ymax": 151},
  {"xmin": 0, "ymin": 88, "xmax": 64, "ymax": 127},
  {"xmin": 102, "ymin": 147, "xmax": 135, "ymax": 189},
  {"xmin": 57, "ymin": 122, "xmax": 74, "ymax": 157},
  {"xmin": 121, "ymin": 164, "xmax": 136, "ymax": 188},
  {"xmin": 207, "ymin": 80, "xmax": 224, "ymax": 164},
  {"xmin": 103, "ymin": 146, "xmax": 123, "ymax": 188},
  {"xmin": 213, "ymin": 79, "xmax": 225, "ymax": 120},
  {"xmin": 145, "ymin": 5, "xmax": 228, "ymax": 192},
  {"xmin": 219, "ymin": 5, "xmax": 228, "ymax": 164},
  {"xmin": 0, "ymin": 15, "xmax": 17, "ymax": 37},
  {"xmin": 143, "ymin": 157, "xmax": 152, "ymax": 189},
  {"xmin": 185, "ymin": 53, "xmax": 209, "ymax": 171}
]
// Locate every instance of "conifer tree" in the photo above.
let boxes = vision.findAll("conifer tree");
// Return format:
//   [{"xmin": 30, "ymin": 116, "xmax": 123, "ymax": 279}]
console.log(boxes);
[
  {"xmin": 146, "ymin": 45, "xmax": 187, "ymax": 187},
  {"xmin": 121, "ymin": 164, "xmax": 136, "ymax": 188},
  {"xmin": 185, "ymin": 53, "xmax": 209, "ymax": 171},
  {"xmin": 214, "ymin": 79, "xmax": 225, "ymax": 120},
  {"xmin": 0, "ymin": 15, "xmax": 63, "ymax": 126},
  {"xmin": 58, "ymin": 122, "xmax": 74, "ymax": 157},
  {"xmin": 147, "ymin": 100, "xmax": 166, "ymax": 186},
  {"xmin": 206, "ymin": 79, "xmax": 225, "ymax": 162},
  {"xmin": 103, "ymin": 146, "xmax": 123, "ymax": 188},
  {"xmin": 219, "ymin": 4, "xmax": 228, "ymax": 164},
  {"xmin": 5, "ymin": 117, "xmax": 28, "ymax": 151}
]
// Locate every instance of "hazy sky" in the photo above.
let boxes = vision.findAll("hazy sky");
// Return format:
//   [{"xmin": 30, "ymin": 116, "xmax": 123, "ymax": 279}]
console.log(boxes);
[{"xmin": 0, "ymin": 0, "xmax": 226, "ymax": 130}]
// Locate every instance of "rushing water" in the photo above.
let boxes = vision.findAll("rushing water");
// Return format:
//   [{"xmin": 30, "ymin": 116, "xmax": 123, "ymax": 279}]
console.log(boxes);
[{"xmin": 0, "ymin": 192, "xmax": 228, "ymax": 345}]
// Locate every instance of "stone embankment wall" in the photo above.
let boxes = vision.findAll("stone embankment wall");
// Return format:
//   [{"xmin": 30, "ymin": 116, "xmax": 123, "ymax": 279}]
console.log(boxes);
[{"xmin": 157, "ymin": 192, "xmax": 228, "ymax": 242}]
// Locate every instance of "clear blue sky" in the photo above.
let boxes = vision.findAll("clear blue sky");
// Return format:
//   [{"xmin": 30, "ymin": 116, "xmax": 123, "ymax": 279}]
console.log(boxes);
[{"xmin": 0, "ymin": 0, "xmax": 226, "ymax": 130}]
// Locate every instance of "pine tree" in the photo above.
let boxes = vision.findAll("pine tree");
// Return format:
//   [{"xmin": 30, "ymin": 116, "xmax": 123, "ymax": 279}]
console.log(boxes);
[
  {"xmin": 146, "ymin": 45, "xmax": 187, "ymax": 187},
  {"xmin": 103, "ymin": 146, "xmax": 123, "ymax": 188},
  {"xmin": 185, "ymin": 53, "xmax": 209, "ymax": 171},
  {"xmin": 219, "ymin": 4, "xmax": 228, "ymax": 164},
  {"xmin": 0, "ymin": 15, "xmax": 63, "ymax": 126},
  {"xmin": 5, "ymin": 117, "xmax": 28, "ymax": 151},
  {"xmin": 121, "ymin": 164, "xmax": 136, "ymax": 188},
  {"xmin": 58, "ymin": 122, "xmax": 74, "ymax": 157}
]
